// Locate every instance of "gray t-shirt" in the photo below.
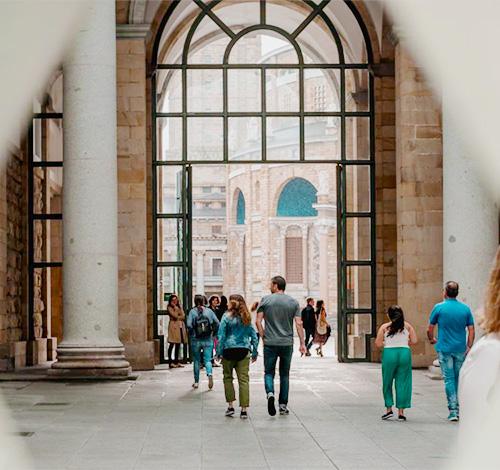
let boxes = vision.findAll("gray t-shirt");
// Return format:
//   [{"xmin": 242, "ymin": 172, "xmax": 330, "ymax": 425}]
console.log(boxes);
[{"xmin": 257, "ymin": 293, "xmax": 301, "ymax": 346}]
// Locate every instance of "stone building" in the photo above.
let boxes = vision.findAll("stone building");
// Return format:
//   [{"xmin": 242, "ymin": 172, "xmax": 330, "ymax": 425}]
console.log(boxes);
[{"xmin": 0, "ymin": 0, "xmax": 497, "ymax": 374}]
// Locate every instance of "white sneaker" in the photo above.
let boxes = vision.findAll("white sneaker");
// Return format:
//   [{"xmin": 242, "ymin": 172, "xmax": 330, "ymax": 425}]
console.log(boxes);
[{"xmin": 192, "ymin": 382, "xmax": 199, "ymax": 389}]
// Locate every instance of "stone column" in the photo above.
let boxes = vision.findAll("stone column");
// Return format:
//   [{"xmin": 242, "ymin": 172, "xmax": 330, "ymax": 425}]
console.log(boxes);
[
  {"xmin": 443, "ymin": 96, "xmax": 499, "ymax": 319},
  {"xmin": 302, "ymin": 226, "xmax": 309, "ymax": 293},
  {"xmin": 196, "ymin": 252, "xmax": 205, "ymax": 296},
  {"xmin": 50, "ymin": 0, "xmax": 130, "ymax": 377}
]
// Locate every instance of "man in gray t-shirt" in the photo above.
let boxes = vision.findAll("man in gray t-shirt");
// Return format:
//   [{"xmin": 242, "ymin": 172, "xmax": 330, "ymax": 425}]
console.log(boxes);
[{"xmin": 256, "ymin": 276, "xmax": 306, "ymax": 416}]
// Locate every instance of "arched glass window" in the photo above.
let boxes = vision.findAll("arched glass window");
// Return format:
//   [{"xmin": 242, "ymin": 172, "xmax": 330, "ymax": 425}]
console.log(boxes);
[
  {"xmin": 236, "ymin": 190, "xmax": 246, "ymax": 225},
  {"xmin": 277, "ymin": 178, "xmax": 317, "ymax": 217}
]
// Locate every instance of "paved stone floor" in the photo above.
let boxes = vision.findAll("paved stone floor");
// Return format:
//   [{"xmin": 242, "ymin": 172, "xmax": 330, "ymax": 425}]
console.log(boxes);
[{"xmin": 0, "ymin": 351, "xmax": 458, "ymax": 470}]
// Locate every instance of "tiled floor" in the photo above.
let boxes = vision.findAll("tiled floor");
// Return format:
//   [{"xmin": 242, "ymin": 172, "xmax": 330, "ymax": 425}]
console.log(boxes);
[{"xmin": 0, "ymin": 351, "xmax": 458, "ymax": 470}]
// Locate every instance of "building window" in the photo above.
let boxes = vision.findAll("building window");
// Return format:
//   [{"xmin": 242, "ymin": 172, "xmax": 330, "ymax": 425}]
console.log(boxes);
[
  {"xmin": 314, "ymin": 84, "xmax": 326, "ymax": 112},
  {"xmin": 277, "ymin": 178, "xmax": 318, "ymax": 217},
  {"xmin": 285, "ymin": 237, "xmax": 303, "ymax": 283},
  {"xmin": 202, "ymin": 186, "xmax": 211, "ymax": 193},
  {"xmin": 236, "ymin": 190, "xmax": 245, "ymax": 225},
  {"xmin": 212, "ymin": 258, "xmax": 222, "ymax": 277},
  {"xmin": 212, "ymin": 225, "xmax": 222, "ymax": 235}
]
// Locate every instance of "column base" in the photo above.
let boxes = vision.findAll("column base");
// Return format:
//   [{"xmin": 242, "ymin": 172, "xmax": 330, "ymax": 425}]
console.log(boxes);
[{"xmin": 49, "ymin": 345, "xmax": 131, "ymax": 378}]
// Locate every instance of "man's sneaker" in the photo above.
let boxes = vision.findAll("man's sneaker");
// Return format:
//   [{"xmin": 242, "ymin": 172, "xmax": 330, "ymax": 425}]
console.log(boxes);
[
  {"xmin": 192, "ymin": 382, "xmax": 199, "ymax": 389},
  {"xmin": 225, "ymin": 407, "xmax": 235, "ymax": 417},
  {"xmin": 267, "ymin": 393, "xmax": 276, "ymax": 416},
  {"xmin": 398, "ymin": 415, "xmax": 407, "ymax": 422},
  {"xmin": 381, "ymin": 410, "xmax": 394, "ymax": 420},
  {"xmin": 279, "ymin": 404, "xmax": 289, "ymax": 415},
  {"xmin": 448, "ymin": 411, "xmax": 459, "ymax": 422},
  {"xmin": 208, "ymin": 375, "xmax": 214, "ymax": 390},
  {"xmin": 240, "ymin": 410, "xmax": 248, "ymax": 419}
]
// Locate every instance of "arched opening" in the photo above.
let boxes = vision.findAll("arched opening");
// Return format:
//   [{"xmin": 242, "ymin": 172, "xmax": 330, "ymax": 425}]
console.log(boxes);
[{"xmin": 151, "ymin": 0, "xmax": 376, "ymax": 363}]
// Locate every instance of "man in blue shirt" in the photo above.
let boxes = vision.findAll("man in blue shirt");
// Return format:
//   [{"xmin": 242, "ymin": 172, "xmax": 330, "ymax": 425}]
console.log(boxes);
[{"xmin": 427, "ymin": 281, "xmax": 475, "ymax": 421}]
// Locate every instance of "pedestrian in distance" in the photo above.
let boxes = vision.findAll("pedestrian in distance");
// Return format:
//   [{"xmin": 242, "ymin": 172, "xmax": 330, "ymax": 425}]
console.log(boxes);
[
  {"xmin": 256, "ymin": 275, "xmax": 307, "ymax": 417},
  {"xmin": 301, "ymin": 297, "xmax": 316, "ymax": 356},
  {"xmin": 427, "ymin": 281, "xmax": 475, "ymax": 421},
  {"xmin": 166, "ymin": 294, "xmax": 187, "ymax": 369},
  {"xmin": 217, "ymin": 294, "xmax": 259, "ymax": 419},
  {"xmin": 187, "ymin": 294, "xmax": 220, "ymax": 390},
  {"xmin": 376, "ymin": 305, "xmax": 417, "ymax": 421},
  {"xmin": 313, "ymin": 300, "xmax": 331, "ymax": 357}
]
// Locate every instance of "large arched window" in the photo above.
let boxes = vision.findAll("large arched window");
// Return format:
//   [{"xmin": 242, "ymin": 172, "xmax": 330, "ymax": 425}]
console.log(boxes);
[{"xmin": 277, "ymin": 178, "xmax": 318, "ymax": 217}]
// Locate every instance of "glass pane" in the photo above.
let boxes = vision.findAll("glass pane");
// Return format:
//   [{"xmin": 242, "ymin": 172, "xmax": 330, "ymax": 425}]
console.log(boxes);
[
  {"xmin": 157, "ymin": 219, "xmax": 184, "ymax": 262},
  {"xmin": 346, "ymin": 69, "xmax": 369, "ymax": 112},
  {"xmin": 296, "ymin": 17, "xmax": 341, "ymax": 64},
  {"xmin": 156, "ymin": 118, "xmax": 182, "ymax": 162},
  {"xmin": 157, "ymin": 313, "xmax": 169, "ymax": 345},
  {"xmin": 346, "ymin": 266, "xmax": 371, "ymax": 309},
  {"xmin": 229, "ymin": 117, "xmax": 261, "ymax": 161},
  {"xmin": 33, "ymin": 167, "xmax": 63, "ymax": 212},
  {"xmin": 304, "ymin": 69, "xmax": 340, "ymax": 112},
  {"xmin": 346, "ymin": 117, "xmax": 370, "ymax": 160},
  {"xmin": 346, "ymin": 218, "xmax": 371, "ymax": 261},
  {"xmin": 266, "ymin": 69, "xmax": 299, "ymax": 112},
  {"xmin": 266, "ymin": 117, "xmax": 299, "ymax": 161},
  {"xmin": 305, "ymin": 116, "xmax": 340, "ymax": 160},
  {"xmin": 265, "ymin": 2, "xmax": 307, "ymax": 34},
  {"xmin": 187, "ymin": 69, "xmax": 222, "ymax": 112},
  {"xmin": 33, "ymin": 220, "xmax": 63, "ymax": 263},
  {"xmin": 33, "ymin": 267, "xmax": 63, "ymax": 339},
  {"xmin": 213, "ymin": 1, "xmax": 260, "ymax": 34},
  {"xmin": 156, "ymin": 69, "xmax": 182, "ymax": 113},
  {"xmin": 346, "ymin": 313, "xmax": 372, "ymax": 359},
  {"xmin": 229, "ymin": 31, "xmax": 298, "ymax": 64},
  {"xmin": 228, "ymin": 69, "xmax": 261, "ymax": 112},
  {"xmin": 157, "ymin": 266, "xmax": 184, "ymax": 311},
  {"xmin": 188, "ymin": 15, "xmax": 232, "ymax": 64},
  {"xmin": 32, "ymin": 118, "xmax": 63, "ymax": 162},
  {"xmin": 346, "ymin": 165, "xmax": 370, "ymax": 212},
  {"xmin": 187, "ymin": 118, "xmax": 223, "ymax": 161},
  {"xmin": 157, "ymin": 166, "xmax": 184, "ymax": 214}
]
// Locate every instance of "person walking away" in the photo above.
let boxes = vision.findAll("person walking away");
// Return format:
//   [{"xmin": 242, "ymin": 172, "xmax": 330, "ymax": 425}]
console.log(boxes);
[
  {"xmin": 217, "ymin": 294, "xmax": 259, "ymax": 419},
  {"xmin": 427, "ymin": 281, "xmax": 475, "ymax": 421},
  {"xmin": 187, "ymin": 294, "xmax": 220, "ymax": 390},
  {"xmin": 301, "ymin": 298, "xmax": 316, "ymax": 356},
  {"xmin": 208, "ymin": 295, "xmax": 221, "ymax": 367},
  {"xmin": 215, "ymin": 295, "xmax": 228, "ymax": 322},
  {"xmin": 375, "ymin": 305, "xmax": 417, "ymax": 421},
  {"xmin": 457, "ymin": 247, "xmax": 500, "ymax": 469},
  {"xmin": 166, "ymin": 294, "xmax": 187, "ymax": 368},
  {"xmin": 256, "ymin": 276, "xmax": 307, "ymax": 416},
  {"xmin": 313, "ymin": 300, "xmax": 331, "ymax": 357}
]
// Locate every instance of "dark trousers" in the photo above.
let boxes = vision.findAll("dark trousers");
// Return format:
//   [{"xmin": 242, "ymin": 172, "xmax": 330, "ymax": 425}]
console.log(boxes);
[
  {"xmin": 264, "ymin": 345, "xmax": 293, "ymax": 405},
  {"xmin": 168, "ymin": 343, "xmax": 181, "ymax": 364},
  {"xmin": 305, "ymin": 328, "xmax": 315, "ymax": 350}
]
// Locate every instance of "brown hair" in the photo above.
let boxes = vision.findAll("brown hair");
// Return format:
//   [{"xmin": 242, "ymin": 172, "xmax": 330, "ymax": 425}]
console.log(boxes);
[
  {"xmin": 482, "ymin": 247, "xmax": 500, "ymax": 333},
  {"xmin": 228, "ymin": 294, "xmax": 252, "ymax": 326}
]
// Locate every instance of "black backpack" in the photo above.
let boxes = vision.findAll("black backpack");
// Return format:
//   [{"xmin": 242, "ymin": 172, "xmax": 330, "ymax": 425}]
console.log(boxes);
[{"xmin": 193, "ymin": 309, "xmax": 212, "ymax": 339}]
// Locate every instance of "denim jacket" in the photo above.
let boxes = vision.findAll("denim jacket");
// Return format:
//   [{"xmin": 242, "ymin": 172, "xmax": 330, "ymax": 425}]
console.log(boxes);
[
  {"xmin": 216, "ymin": 313, "xmax": 259, "ymax": 359},
  {"xmin": 186, "ymin": 306, "xmax": 219, "ymax": 340}
]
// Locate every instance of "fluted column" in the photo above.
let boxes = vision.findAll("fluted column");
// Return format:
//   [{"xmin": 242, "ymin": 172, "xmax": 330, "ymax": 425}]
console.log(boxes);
[{"xmin": 50, "ymin": 0, "xmax": 130, "ymax": 377}]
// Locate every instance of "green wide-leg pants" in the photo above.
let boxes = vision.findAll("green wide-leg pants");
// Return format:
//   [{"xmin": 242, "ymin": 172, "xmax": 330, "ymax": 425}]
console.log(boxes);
[{"xmin": 381, "ymin": 347, "xmax": 412, "ymax": 409}]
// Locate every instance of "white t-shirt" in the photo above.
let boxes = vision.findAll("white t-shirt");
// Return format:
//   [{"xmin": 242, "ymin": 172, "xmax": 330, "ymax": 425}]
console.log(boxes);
[
  {"xmin": 384, "ymin": 328, "xmax": 410, "ymax": 348},
  {"xmin": 457, "ymin": 333, "xmax": 500, "ymax": 469}
]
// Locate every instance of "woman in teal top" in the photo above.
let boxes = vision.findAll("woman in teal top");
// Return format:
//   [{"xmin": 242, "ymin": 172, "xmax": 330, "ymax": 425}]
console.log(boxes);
[{"xmin": 217, "ymin": 294, "xmax": 259, "ymax": 419}]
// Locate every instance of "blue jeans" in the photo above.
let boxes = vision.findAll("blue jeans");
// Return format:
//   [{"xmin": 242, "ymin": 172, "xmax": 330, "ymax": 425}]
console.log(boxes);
[
  {"xmin": 191, "ymin": 338, "xmax": 213, "ymax": 383},
  {"xmin": 263, "ymin": 345, "xmax": 293, "ymax": 405},
  {"xmin": 438, "ymin": 351, "xmax": 466, "ymax": 412}
]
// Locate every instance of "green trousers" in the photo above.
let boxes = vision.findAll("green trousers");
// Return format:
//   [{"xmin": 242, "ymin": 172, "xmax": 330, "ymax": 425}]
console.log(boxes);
[
  {"xmin": 382, "ymin": 347, "xmax": 412, "ymax": 409},
  {"xmin": 222, "ymin": 355, "xmax": 250, "ymax": 407}
]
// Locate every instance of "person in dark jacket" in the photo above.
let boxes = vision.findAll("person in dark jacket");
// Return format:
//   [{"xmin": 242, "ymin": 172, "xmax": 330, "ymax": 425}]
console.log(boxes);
[{"xmin": 301, "ymin": 298, "xmax": 316, "ymax": 356}]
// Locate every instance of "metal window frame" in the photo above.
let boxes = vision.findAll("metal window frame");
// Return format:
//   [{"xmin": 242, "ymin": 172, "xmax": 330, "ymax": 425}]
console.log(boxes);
[{"xmin": 151, "ymin": 0, "xmax": 376, "ymax": 363}]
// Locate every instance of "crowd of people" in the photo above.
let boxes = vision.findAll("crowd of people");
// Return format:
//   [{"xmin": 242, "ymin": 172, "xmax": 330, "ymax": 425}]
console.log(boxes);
[{"xmin": 162, "ymin": 248, "xmax": 499, "ymax": 426}]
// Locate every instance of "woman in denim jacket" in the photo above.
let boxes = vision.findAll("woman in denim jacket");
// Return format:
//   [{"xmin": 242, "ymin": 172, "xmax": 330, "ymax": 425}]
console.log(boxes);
[{"xmin": 217, "ymin": 294, "xmax": 259, "ymax": 419}]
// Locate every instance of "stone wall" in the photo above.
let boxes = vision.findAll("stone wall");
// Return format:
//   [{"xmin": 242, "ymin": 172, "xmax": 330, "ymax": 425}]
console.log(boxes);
[
  {"xmin": 395, "ymin": 45, "xmax": 443, "ymax": 367},
  {"xmin": 0, "ymin": 148, "xmax": 27, "ymax": 370},
  {"xmin": 116, "ymin": 37, "xmax": 155, "ymax": 370}
]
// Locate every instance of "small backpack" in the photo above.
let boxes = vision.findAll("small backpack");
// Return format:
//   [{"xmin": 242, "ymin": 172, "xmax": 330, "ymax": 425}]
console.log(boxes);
[{"xmin": 193, "ymin": 308, "xmax": 212, "ymax": 339}]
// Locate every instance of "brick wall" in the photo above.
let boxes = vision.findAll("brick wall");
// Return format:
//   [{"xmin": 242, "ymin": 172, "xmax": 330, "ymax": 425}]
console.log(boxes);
[
  {"xmin": 395, "ymin": 45, "xmax": 443, "ymax": 367},
  {"xmin": 117, "ymin": 38, "xmax": 155, "ymax": 370}
]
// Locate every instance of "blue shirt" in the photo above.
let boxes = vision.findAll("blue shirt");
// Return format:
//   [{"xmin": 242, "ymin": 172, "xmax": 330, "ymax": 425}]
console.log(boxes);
[
  {"xmin": 429, "ymin": 298, "xmax": 474, "ymax": 353},
  {"xmin": 216, "ymin": 313, "xmax": 259, "ymax": 359}
]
